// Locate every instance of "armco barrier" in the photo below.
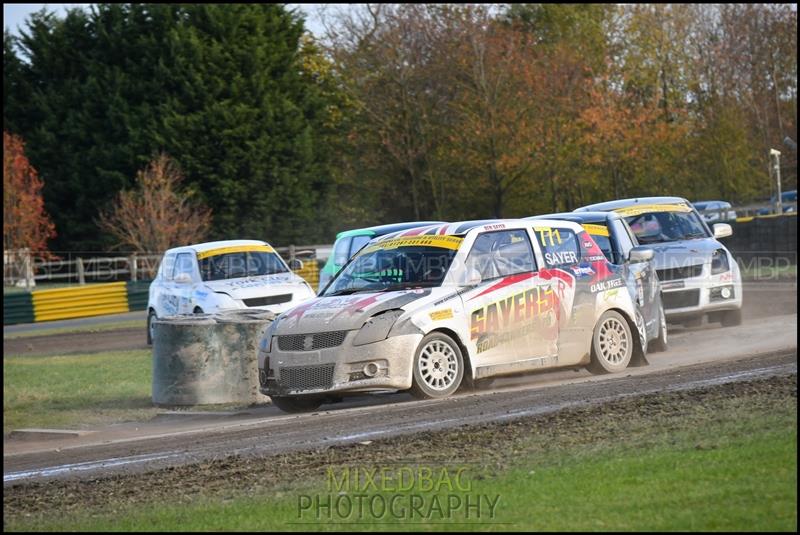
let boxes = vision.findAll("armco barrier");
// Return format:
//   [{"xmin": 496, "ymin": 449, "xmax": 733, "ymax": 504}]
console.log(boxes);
[
  {"xmin": 126, "ymin": 281, "xmax": 150, "ymax": 311},
  {"xmin": 3, "ymin": 292, "xmax": 35, "ymax": 325},
  {"xmin": 31, "ymin": 282, "xmax": 129, "ymax": 322}
]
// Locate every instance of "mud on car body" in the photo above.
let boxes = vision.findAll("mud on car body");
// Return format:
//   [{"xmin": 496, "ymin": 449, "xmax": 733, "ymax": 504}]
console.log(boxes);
[
  {"xmin": 259, "ymin": 220, "xmax": 648, "ymax": 413},
  {"xmin": 147, "ymin": 240, "xmax": 316, "ymax": 344},
  {"xmin": 576, "ymin": 196, "xmax": 743, "ymax": 327},
  {"xmin": 527, "ymin": 211, "xmax": 668, "ymax": 353}
]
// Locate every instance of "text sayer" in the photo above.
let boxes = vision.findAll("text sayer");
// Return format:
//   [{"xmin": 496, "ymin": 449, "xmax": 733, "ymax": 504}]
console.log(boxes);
[
  {"xmin": 545, "ymin": 251, "xmax": 578, "ymax": 266},
  {"xmin": 471, "ymin": 286, "xmax": 556, "ymax": 340}
]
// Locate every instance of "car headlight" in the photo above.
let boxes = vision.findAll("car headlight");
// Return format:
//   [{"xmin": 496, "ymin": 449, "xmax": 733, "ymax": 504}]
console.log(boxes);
[
  {"xmin": 259, "ymin": 318, "xmax": 280, "ymax": 353},
  {"xmin": 711, "ymin": 249, "xmax": 729, "ymax": 275},
  {"xmin": 352, "ymin": 309, "xmax": 405, "ymax": 346}
]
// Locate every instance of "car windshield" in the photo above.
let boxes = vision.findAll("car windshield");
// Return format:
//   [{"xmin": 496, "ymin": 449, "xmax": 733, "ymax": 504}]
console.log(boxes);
[
  {"xmin": 198, "ymin": 251, "xmax": 287, "ymax": 281},
  {"xmin": 624, "ymin": 210, "xmax": 709, "ymax": 244},
  {"xmin": 322, "ymin": 236, "xmax": 461, "ymax": 296}
]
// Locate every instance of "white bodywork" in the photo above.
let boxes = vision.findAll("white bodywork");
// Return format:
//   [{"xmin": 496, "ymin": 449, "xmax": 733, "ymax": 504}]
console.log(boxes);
[
  {"xmin": 260, "ymin": 220, "xmax": 640, "ymax": 397},
  {"xmin": 148, "ymin": 240, "xmax": 316, "ymax": 319}
]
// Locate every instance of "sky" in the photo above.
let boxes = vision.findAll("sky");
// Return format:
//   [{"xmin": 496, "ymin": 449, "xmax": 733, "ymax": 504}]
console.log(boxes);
[{"xmin": 3, "ymin": 3, "xmax": 332, "ymax": 37}]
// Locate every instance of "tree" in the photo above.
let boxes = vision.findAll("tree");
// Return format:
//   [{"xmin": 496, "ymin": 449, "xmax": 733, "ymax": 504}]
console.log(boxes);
[
  {"xmin": 97, "ymin": 153, "xmax": 211, "ymax": 254},
  {"xmin": 3, "ymin": 131, "xmax": 56, "ymax": 254}
]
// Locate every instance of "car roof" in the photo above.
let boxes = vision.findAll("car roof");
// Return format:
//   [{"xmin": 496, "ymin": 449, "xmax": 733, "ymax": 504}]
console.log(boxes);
[
  {"xmin": 376, "ymin": 218, "xmax": 585, "ymax": 241},
  {"xmin": 336, "ymin": 221, "xmax": 446, "ymax": 239},
  {"xmin": 576, "ymin": 196, "xmax": 691, "ymax": 212},
  {"xmin": 164, "ymin": 239, "xmax": 269, "ymax": 255},
  {"xmin": 525, "ymin": 211, "xmax": 621, "ymax": 224}
]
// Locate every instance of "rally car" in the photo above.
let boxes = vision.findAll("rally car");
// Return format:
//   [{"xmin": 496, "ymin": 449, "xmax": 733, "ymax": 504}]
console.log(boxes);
[
  {"xmin": 318, "ymin": 221, "xmax": 445, "ymax": 292},
  {"xmin": 258, "ymin": 220, "xmax": 648, "ymax": 413},
  {"xmin": 527, "ymin": 211, "xmax": 667, "ymax": 352},
  {"xmin": 147, "ymin": 240, "xmax": 316, "ymax": 344},
  {"xmin": 576, "ymin": 197, "xmax": 743, "ymax": 327}
]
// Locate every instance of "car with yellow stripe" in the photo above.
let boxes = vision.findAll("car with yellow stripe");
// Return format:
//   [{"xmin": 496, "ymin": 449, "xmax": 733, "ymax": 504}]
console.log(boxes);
[
  {"xmin": 258, "ymin": 220, "xmax": 647, "ymax": 413},
  {"xmin": 147, "ymin": 240, "xmax": 316, "ymax": 344},
  {"xmin": 576, "ymin": 197, "xmax": 743, "ymax": 327}
]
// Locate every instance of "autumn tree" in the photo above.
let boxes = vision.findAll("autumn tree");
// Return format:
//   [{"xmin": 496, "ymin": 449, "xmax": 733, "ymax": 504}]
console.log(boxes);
[
  {"xmin": 3, "ymin": 131, "xmax": 56, "ymax": 254},
  {"xmin": 97, "ymin": 153, "xmax": 211, "ymax": 254}
]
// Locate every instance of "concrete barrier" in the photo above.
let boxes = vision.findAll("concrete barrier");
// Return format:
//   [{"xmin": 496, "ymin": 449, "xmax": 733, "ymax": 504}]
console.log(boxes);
[{"xmin": 151, "ymin": 311, "xmax": 274, "ymax": 406}]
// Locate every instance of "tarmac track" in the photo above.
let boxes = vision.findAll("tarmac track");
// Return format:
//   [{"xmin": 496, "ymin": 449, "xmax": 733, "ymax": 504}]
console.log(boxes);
[{"xmin": 3, "ymin": 282, "xmax": 797, "ymax": 486}]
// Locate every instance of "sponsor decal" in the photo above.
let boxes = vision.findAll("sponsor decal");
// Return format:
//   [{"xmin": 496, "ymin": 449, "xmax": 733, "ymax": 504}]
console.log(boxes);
[
  {"xmin": 196, "ymin": 244, "xmax": 274, "ymax": 259},
  {"xmin": 590, "ymin": 278, "xmax": 624, "ymax": 293},
  {"xmin": 470, "ymin": 286, "xmax": 557, "ymax": 345},
  {"xmin": 613, "ymin": 203, "xmax": 692, "ymax": 217},
  {"xmin": 429, "ymin": 309, "xmax": 454, "ymax": 321},
  {"xmin": 545, "ymin": 251, "xmax": 578, "ymax": 266},
  {"xmin": 359, "ymin": 235, "xmax": 463, "ymax": 255},
  {"xmin": 603, "ymin": 288, "xmax": 620, "ymax": 301},
  {"xmin": 719, "ymin": 272, "xmax": 733, "ymax": 283},
  {"xmin": 585, "ymin": 255, "xmax": 606, "ymax": 262},
  {"xmin": 483, "ymin": 223, "xmax": 506, "ymax": 231},
  {"xmin": 570, "ymin": 265, "xmax": 595, "ymax": 277},
  {"xmin": 581, "ymin": 224, "xmax": 610, "ymax": 237}
]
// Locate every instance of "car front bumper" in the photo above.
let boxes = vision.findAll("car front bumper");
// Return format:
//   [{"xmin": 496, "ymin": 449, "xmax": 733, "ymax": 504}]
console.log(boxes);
[
  {"xmin": 661, "ymin": 267, "xmax": 742, "ymax": 320},
  {"xmin": 259, "ymin": 331, "xmax": 423, "ymax": 397}
]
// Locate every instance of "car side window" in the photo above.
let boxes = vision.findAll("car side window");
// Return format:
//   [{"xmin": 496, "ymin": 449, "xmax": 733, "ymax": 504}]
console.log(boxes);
[
  {"xmin": 349, "ymin": 235, "xmax": 371, "ymax": 258},
  {"xmin": 160, "ymin": 254, "xmax": 176, "ymax": 281},
  {"xmin": 466, "ymin": 229, "xmax": 536, "ymax": 281},
  {"xmin": 534, "ymin": 227, "xmax": 580, "ymax": 268},
  {"xmin": 332, "ymin": 237, "xmax": 352, "ymax": 267},
  {"xmin": 172, "ymin": 253, "xmax": 195, "ymax": 280},
  {"xmin": 611, "ymin": 220, "xmax": 636, "ymax": 262}
]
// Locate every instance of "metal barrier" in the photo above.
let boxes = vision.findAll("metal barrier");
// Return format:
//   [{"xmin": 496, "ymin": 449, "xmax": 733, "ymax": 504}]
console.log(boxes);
[{"xmin": 31, "ymin": 282, "xmax": 129, "ymax": 322}]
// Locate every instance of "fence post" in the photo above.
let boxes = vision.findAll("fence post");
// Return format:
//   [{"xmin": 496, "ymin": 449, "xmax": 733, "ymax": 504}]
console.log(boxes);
[
  {"xmin": 77, "ymin": 257, "xmax": 85, "ymax": 285},
  {"xmin": 130, "ymin": 254, "xmax": 138, "ymax": 282},
  {"xmin": 289, "ymin": 244, "xmax": 296, "ymax": 263},
  {"xmin": 24, "ymin": 249, "xmax": 32, "ymax": 292}
]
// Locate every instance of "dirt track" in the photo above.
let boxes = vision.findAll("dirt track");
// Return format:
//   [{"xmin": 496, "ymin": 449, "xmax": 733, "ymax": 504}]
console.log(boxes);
[{"xmin": 3, "ymin": 282, "xmax": 797, "ymax": 487}]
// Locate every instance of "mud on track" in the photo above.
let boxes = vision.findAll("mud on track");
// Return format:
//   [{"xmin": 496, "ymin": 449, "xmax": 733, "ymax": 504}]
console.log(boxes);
[{"xmin": 3, "ymin": 366, "xmax": 796, "ymax": 519}]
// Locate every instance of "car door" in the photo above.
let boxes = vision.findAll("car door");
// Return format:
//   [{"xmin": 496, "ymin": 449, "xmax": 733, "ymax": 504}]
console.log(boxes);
[
  {"xmin": 611, "ymin": 219, "xmax": 659, "ymax": 336},
  {"xmin": 460, "ymin": 229, "xmax": 558, "ymax": 378}
]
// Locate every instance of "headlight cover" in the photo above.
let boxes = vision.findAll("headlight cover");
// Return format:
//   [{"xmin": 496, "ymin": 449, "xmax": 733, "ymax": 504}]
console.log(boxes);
[
  {"xmin": 352, "ymin": 309, "xmax": 405, "ymax": 346},
  {"xmin": 711, "ymin": 248, "xmax": 730, "ymax": 275},
  {"xmin": 259, "ymin": 317, "xmax": 280, "ymax": 353}
]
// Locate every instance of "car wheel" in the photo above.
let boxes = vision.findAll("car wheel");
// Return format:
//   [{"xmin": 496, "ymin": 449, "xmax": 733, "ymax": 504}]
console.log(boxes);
[
  {"xmin": 720, "ymin": 308, "xmax": 743, "ymax": 327},
  {"xmin": 650, "ymin": 302, "xmax": 669, "ymax": 352},
  {"xmin": 147, "ymin": 310, "xmax": 157, "ymax": 346},
  {"xmin": 409, "ymin": 332, "xmax": 464, "ymax": 399},
  {"xmin": 587, "ymin": 310, "xmax": 633, "ymax": 374},
  {"xmin": 270, "ymin": 396, "xmax": 323, "ymax": 413}
]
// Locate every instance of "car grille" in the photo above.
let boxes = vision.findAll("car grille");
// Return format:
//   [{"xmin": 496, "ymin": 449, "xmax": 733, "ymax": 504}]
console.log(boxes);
[
  {"xmin": 280, "ymin": 364, "xmax": 335, "ymax": 391},
  {"xmin": 656, "ymin": 264, "xmax": 704, "ymax": 281},
  {"xmin": 243, "ymin": 294, "xmax": 293, "ymax": 307},
  {"xmin": 663, "ymin": 289, "xmax": 700, "ymax": 309},
  {"xmin": 277, "ymin": 331, "xmax": 348, "ymax": 352}
]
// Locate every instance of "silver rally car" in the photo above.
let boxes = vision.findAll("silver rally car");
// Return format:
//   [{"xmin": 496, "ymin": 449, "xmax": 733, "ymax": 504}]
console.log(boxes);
[
  {"xmin": 258, "ymin": 219, "xmax": 649, "ymax": 413},
  {"xmin": 577, "ymin": 197, "xmax": 743, "ymax": 327}
]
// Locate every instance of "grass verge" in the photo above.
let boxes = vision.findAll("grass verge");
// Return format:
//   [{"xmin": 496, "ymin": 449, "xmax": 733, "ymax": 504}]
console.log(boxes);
[
  {"xmin": 3, "ymin": 349, "xmax": 155, "ymax": 433},
  {"xmin": 3, "ymin": 319, "xmax": 146, "ymax": 340},
  {"xmin": 4, "ymin": 374, "xmax": 796, "ymax": 531}
]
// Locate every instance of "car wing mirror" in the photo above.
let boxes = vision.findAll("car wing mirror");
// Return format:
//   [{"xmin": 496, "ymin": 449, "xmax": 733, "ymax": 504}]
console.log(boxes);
[
  {"xmin": 288, "ymin": 258, "xmax": 304, "ymax": 271},
  {"xmin": 713, "ymin": 223, "xmax": 732, "ymax": 239},
  {"xmin": 628, "ymin": 246, "xmax": 654, "ymax": 263},
  {"xmin": 174, "ymin": 273, "xmax": 192, "ymax": 284}
]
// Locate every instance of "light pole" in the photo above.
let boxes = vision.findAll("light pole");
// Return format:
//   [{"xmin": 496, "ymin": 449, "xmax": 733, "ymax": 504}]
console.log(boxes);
[{"xmin": 770, "ymin": 148, "xmax": 782, "ymax": 214}]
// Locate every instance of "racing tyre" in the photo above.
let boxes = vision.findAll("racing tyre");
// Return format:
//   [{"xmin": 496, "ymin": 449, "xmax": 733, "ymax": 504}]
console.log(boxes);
[
  {"xmin": 147, "ymin": 310, "xmax": 157, "ymax": 346},
  {"xmin": 720, "ymin": 308, "xmax": 743, "ymax": 327},
  {"xmin": 649, "ymin": 302, "xmax": 669, "ymax": 353},
  {"xmin": 270, "ymin": 396, "xmax": 323, "ymax": 413},
  {"xmin": 410, "ymin": 332, "xmax": 464, "ymax": 399},
  {"xmin": 587, "ymin": 310, "xmax": 634, "ymax": 375}
]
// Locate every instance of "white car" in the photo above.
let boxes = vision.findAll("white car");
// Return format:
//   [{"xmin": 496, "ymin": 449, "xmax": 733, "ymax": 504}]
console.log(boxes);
[
  {"xmin": 259, "ymin": 219, "xmax": 647, "ymax": 412},
  {"xmin": 147, "ymin": 240, "xmax": 316, "ymax": 344}
]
